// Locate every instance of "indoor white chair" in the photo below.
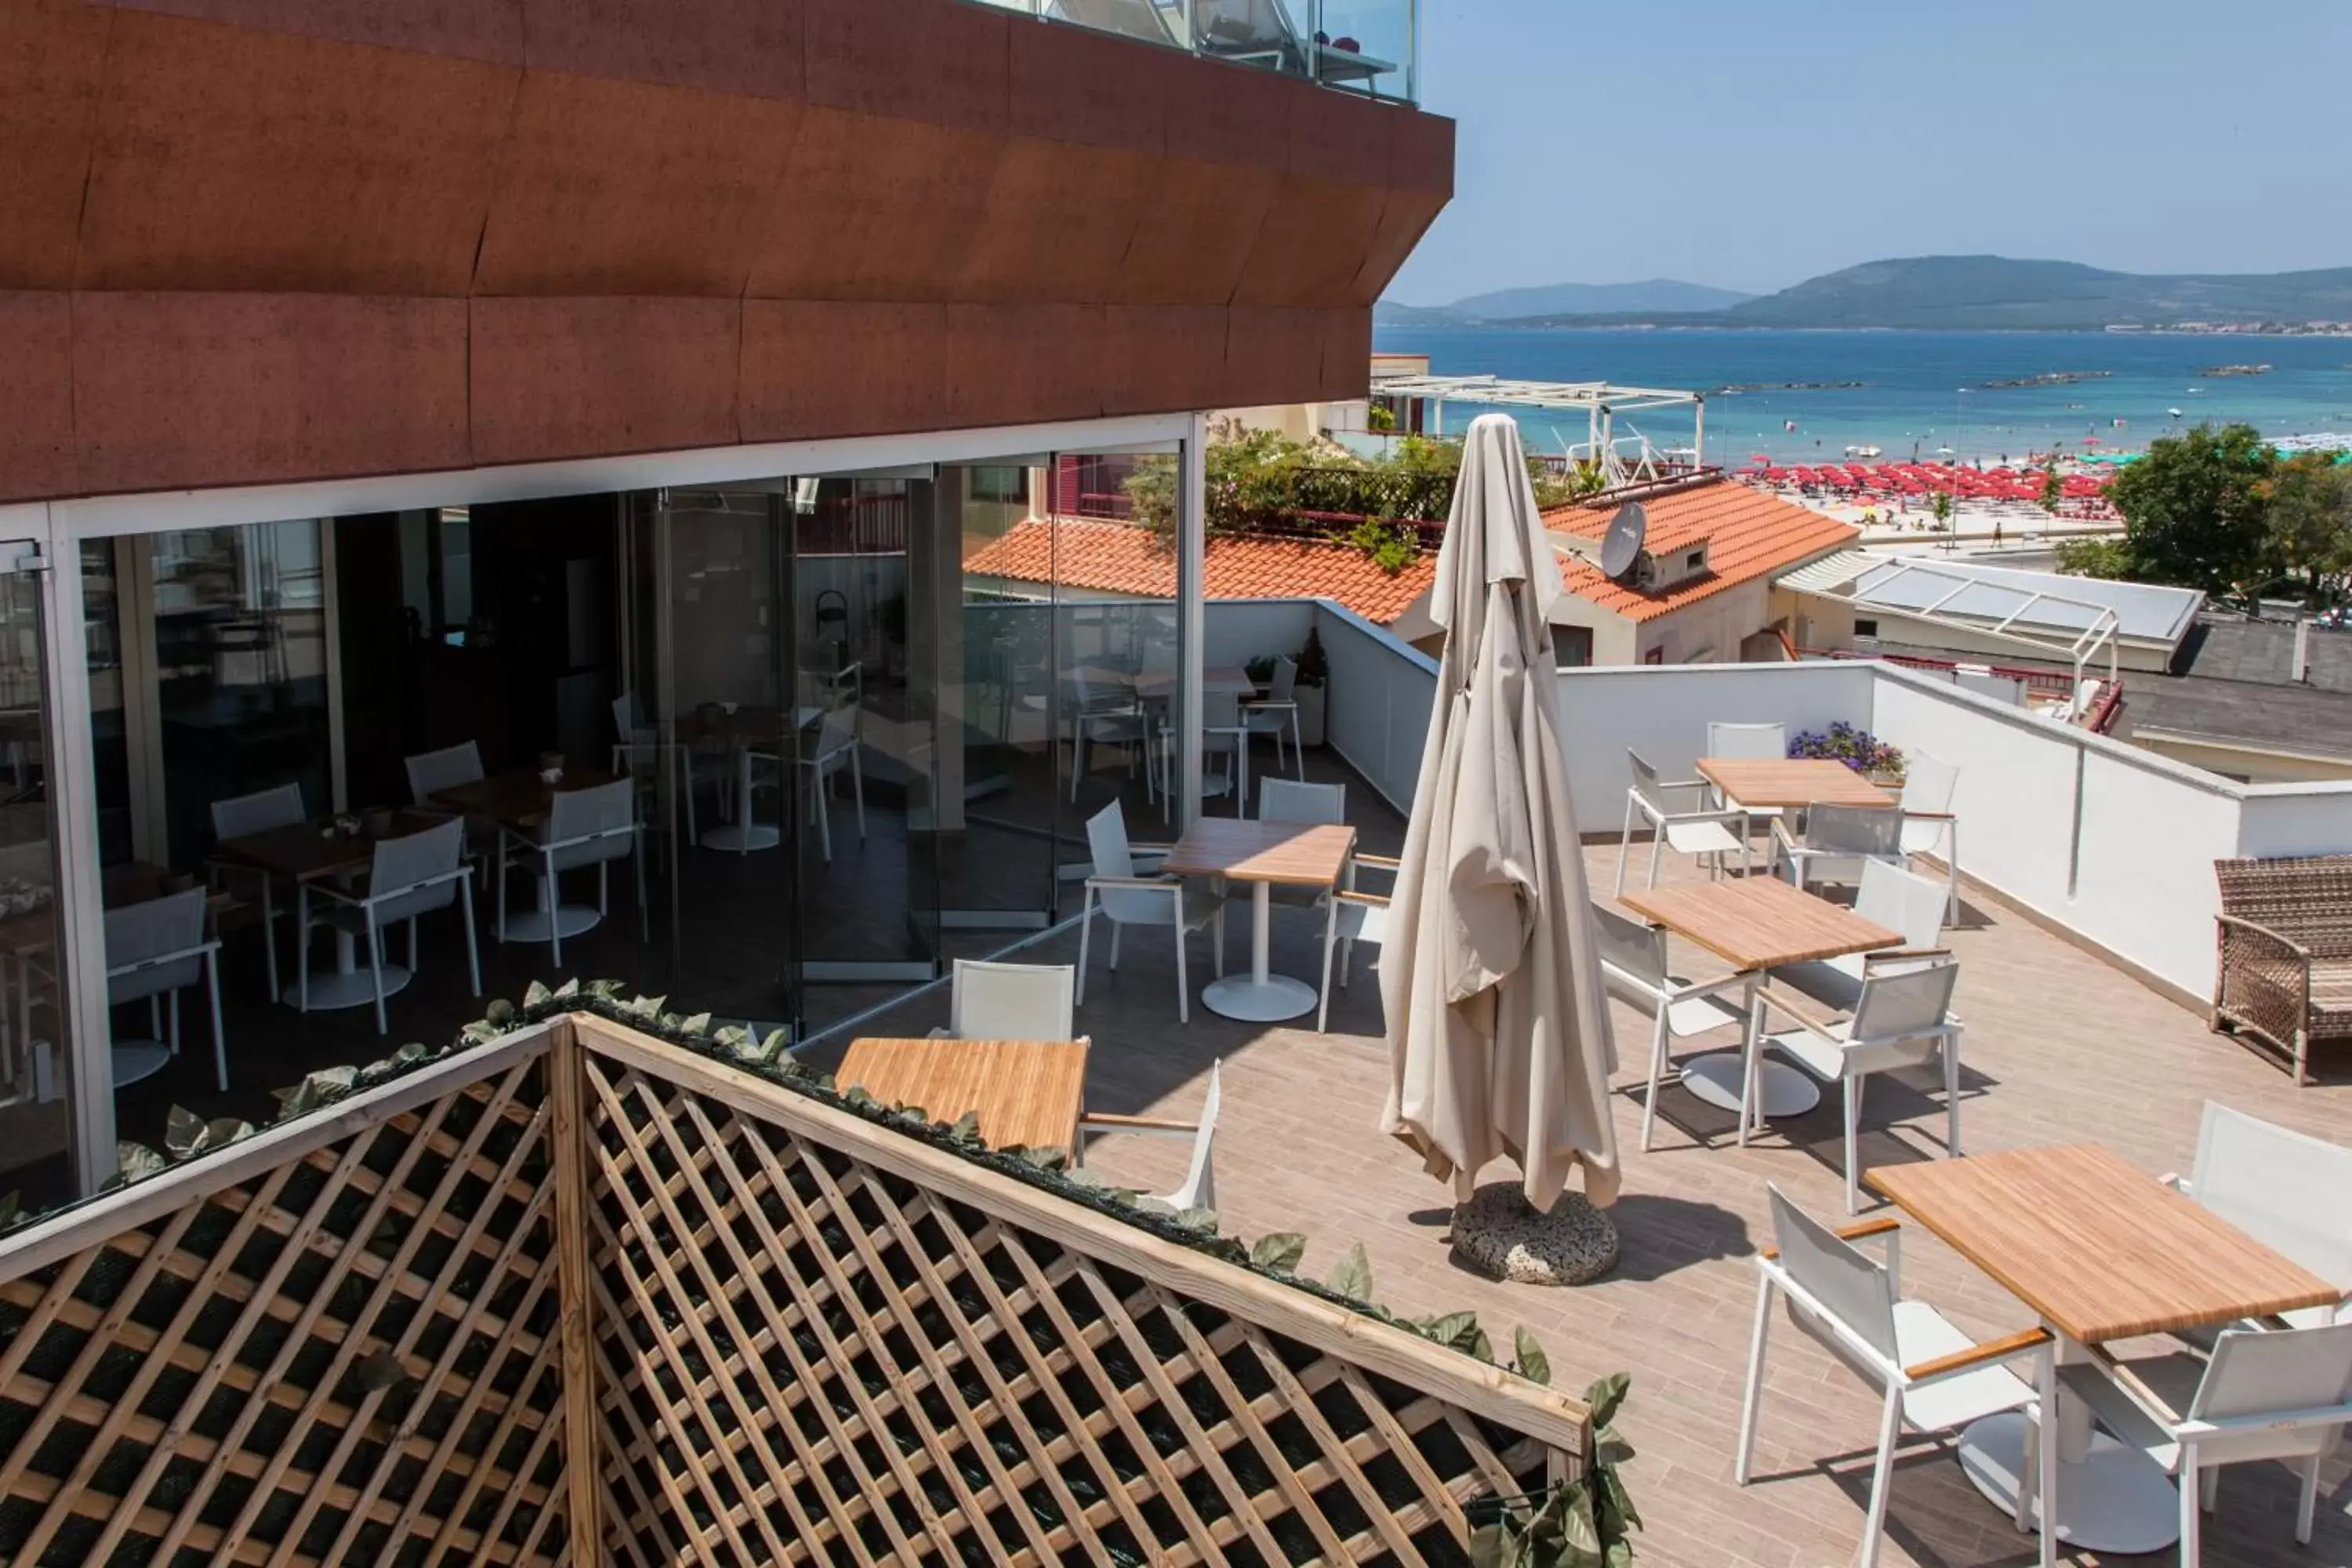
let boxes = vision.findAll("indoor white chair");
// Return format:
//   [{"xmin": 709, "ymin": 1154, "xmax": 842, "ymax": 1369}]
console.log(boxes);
[
  {"xmin": 1258, "ymin": 778, "xmax": 1348, "ymax": 916},
  {"xmin": 301, "ymin": 816, "xmax": 477, "ymax": 1036},
  {"xmin": 1738, "ymin": 1186, "xmax": 2049, "ymax": 1568},
  {"xmin": 1593, "ymin": 903, "xmax": 1751, "ymax": 1151},
  {"xmin": 1242, "ymin": 657, "xmax": 1305, "ymax": 782},
  {"xmin": 1316, "ymin": 851, "xmax": 1399, "ymax": 1033},
  {"xmin": 2059, "ymin": 1323, "xmax": 2352, "ymax": 1564},
  {"xmin": 1076, "ymin": 802, "xmax": 1224, "ymax": 1023},
  {"xmin": 1615, "ymin": 750, "xmax": 1748, "ymax": 895},
  {"xmin": 1772, "ymin": 859, "xmax": 1951, "ymax": 1016},
  {"xmin": 1067, "ymin": 666, "xmax": 1149, "ymax": 803},
  {"xmin": 1706, "ymin": 720, "xmax": 1788, "ymax": 837},
  {"xmin": 207, "ymin": 782, "xmax": 306, "ymax": 1001},
  {"xmin": 1768, "ymin": 801, "xmax": 1904, "ymax": 892},
  {"xmin": 104, "ymin": 887, "xmax": 227, "ymax": 1091},
  {"xmin": 1197, "ymin": 689, "xmax": 1250, "ymax": 813},
  {"xmin": 932, "ymin": 960, "xmax": 1076, "ymax": 1041},
  {"xmin": 1081, "ymin": 1061, "xmax": 1221, "ymax": 1211},
  {"xmin": 402, "ymin": 740, "xmax": 483, "ymax": 805},
  {"xmin": 795, "ymin": 704, "xmax": 866, "ymax": 862},
  {"xmin": 611, "ymin": 691, "xmax": 698, "ymax": 842},
  {"xmin": 1751, "ymin": 954, "xmax": 1965, "ymax": 1212},
  {"xmin": 2162, "ymin": 1102, "xmax": 2352, "ymax": 1330},
  {"xmin": 1897, "ymin": 750, "xmax": 1962, "ymax": 923},
  {"xmin": 497, "ymin": 779, "xmax": 639, "ymax": 967}
]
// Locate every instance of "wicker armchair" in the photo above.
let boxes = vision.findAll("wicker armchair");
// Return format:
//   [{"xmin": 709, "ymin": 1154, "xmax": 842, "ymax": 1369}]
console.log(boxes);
[{"xmin": 2212, "ymin": 855, "xmax": 2352, "ymax": 1086}]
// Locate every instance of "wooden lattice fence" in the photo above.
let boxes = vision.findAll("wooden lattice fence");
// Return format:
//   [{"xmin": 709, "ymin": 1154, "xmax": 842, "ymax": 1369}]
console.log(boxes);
[{"xmin": 0, "ymin": 1014, "xmax": 1592, "ymax": 1566}]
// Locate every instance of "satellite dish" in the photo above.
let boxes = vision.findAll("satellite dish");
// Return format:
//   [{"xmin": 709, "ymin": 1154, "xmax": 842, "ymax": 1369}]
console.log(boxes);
[{"xmin": 1600, "ymin": 501, "xmax": 1647, "ymax": 582}]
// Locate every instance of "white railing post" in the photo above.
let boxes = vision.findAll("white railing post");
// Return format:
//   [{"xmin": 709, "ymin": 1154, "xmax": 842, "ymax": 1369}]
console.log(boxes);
[{"xmin": 1178, "ymin": 416, "xmax": 1207, "ymax": 826}]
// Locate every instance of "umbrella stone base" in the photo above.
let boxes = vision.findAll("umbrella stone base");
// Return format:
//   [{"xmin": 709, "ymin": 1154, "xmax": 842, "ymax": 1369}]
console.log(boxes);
[{"xmin": 1448, "ymin": 1182, "xmax": 1619, "ymax": 1287}]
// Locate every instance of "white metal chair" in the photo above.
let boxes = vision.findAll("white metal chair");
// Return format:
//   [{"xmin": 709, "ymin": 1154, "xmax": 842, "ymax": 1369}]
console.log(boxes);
[
  {"xmin": 1067, "ymin": 666, "xmax": 1149, "ymax": 804},
  {"xmin": 1771, "ymin": 859, "xmax": 1951, "ymax": 1016},
  {"xmin": 301, "ymin": 816, "xmax": 477, "ymax": 1036},
  {"xmin": 1738, "ymin": 1185, "xmax": 2049, "ymax": 1568},
  {"xmin": 2059, "ymin": 1323, "xmax": 2352, "ymax": 1564},
  {"xmin": 1081, "ymin": 1061, "xmax": 1221, "ymax": 1210},
  {"xmin": 1258, "ymin": 778, "xmax": 1347, "ymax": 916},
  {"xmin": 2162, "ymin": 1102, "xmax": 2352, "ymax": 1330},
  {"xmin": 1076, "ymin": 802, "xmax": 1224, "ymax": 1023},
  {"xmin": 1752, "ymin": 954, "xmax": 1965, "ymax": 1212},
  {"xmin": 104, "ymin": 887, "xmax": 226, "ymax": 1091},
  {"xmin": 1316, "ymin": 852, "xmax": 1399, "ymax": 1033},
  {"xmin": 1897, "ymin": 750, "xmax": 1962, "ymax": 923},
  {"xmin": 1615, "ymin": 749, "xmax": 1748, "ymax": 895},
  {"xmin": 611, "ymin": 691, "xmax": 698, "ymax": 843},
  {"xmin": 795, "ymin": 704, "xmax": 866, "ymax": 862},
  {"xmin": 207, "ymin": 782, "xmax": 306, "ymax": 1001},
  {"xmin": 931, "ymin": 960, "xmax": 1076, "ymax": 1041},
  {"xmin": 1768, "ymin": 801, "xmax": 1904, "ymax": 893},
  {"xmin": 1706, "ymin": 720, "xmax": 1788, "ymax": 837},
  {"xmin": 1243, "ymin": 657, "xmax": 1305, "ymax": 782},
  {"xmin": 1197, "ymin": 689, "xmax": 1249, "ymax": 813},
  {"xmin": 497, "ymin": 779, "xmax": 640, "ymax": 968},
  {"xmin": 402, "ymin": 740, "xmax": 483, "ymax": 805},
  {"xmin": 1593, "ymin": 903, "xmax": 1751, "ymax": 1151}
]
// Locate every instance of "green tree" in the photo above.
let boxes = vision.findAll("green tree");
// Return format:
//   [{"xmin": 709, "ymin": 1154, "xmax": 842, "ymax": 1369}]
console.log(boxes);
[
  {"xmin": 2038, "ymin": 462, "xmax": 2063, "ymax": 514},
  {"xmin": 2106, "ymin": 423, "xmax": 2276, "ymax": 593},
  {"xmin": 1928, "ymin": 490, "xmax": 1955, "ymax": 531},
  {"xmin": 2259, "ymin": 453, "xmax": 2352, "ymax": 604},
  {"xmin": 2053, "ymin": 535, "xmax": 2131, "ymax": 579}
]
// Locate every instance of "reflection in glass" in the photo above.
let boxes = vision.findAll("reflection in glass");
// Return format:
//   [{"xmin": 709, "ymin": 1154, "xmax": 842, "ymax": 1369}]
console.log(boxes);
[{"xmin": 0, "ymin": 562, "xmax": 74, "ymax": 1200}]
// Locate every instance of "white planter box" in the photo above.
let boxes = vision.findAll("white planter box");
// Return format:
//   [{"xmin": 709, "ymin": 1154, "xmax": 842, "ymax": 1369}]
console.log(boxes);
[{"xmin": 1298, "ymin": 684, "xmax": 1327, "ymax": 747}]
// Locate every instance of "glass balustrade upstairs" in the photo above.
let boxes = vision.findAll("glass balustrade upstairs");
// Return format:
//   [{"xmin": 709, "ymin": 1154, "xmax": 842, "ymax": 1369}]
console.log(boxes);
[{"xmin": 972, "ymin": 0, "xmax": 1417, "ymax": 104}]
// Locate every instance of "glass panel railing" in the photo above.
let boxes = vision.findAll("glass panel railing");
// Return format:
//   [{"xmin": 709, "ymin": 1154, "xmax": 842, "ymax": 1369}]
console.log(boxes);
[{"xmin": 970, "ymin": 0, "xmax": 1417, "ymax": 105}]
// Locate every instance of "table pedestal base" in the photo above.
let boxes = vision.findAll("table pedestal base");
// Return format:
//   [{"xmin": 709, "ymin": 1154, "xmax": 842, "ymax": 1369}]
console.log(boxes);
[
  {"xmin": 1957, "ymin": 1410, "xmax": 2180, "ymax": 1555},
  {"xmin": 1680, "ymin": 1052, "xmax": 1821, "ymax": 1118},
  {"xmin": 284, "ymin": 965, "xmax": 412, "ymax": 1011},
  {"xmin": 112, "ymin": 1041, "xmax": 173, "ymax": 1088},
  {"xmin": 501, "ymin": 906, "xmax": 601, "ymax": 946},
  {"xmin": 1201, "ymin": 975, "xmax": 1318, "ymax": 1022},
  {"xmin": 700, "ymin": 823, "xmax": 780, "ymax": 853}
]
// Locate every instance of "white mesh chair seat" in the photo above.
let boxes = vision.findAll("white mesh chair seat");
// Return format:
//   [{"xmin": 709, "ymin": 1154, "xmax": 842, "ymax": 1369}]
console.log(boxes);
[
  {"xmin": 1076, "ymin": 802, "xmax": 1224, "ymax": 1023},
  {"xmin": 935, "ymin": 960, "xmax": 1076, "ymax": 1041},
  {"xmin": 1197, "ymin": 690, "xmax": 1248, "ymax": 811},
  {"xmin": 1067, "ymin": 668, "xmax": 1149, "ymax": 803},
  {"xmin": 1594, "ymin": 902, "xmax": 1751, "ymax": 1150},
  {"xmin": 1739, "ymin": 1187, "xmax": 2047, "ymax": 1568},
  {"xmin": 1769, "ymin": 801, "xmax": 1904, "ymax": 892},
  {"xmin": 2168, "ymin": 1103, "xmax": 2352, "ymax": 1332},
  {"xmin": 1754, "ymin": 955, "xmax": 1963, "ymax": 1212},
  {"xmin": 1773, "ymin": 862, "xmax": 1954, "ymax": 1016},
  {"xmin": 206, "ymin": 782, "xmax": 306, "ymax": 1003},
  {"xmin": 105, "ymin": 887, "xmax": 227, "ymax": 1091},
  {"xmin": 499, "ymin": 780, "xmax": 641, "ymax": 967},
  {"xmin": 1316, "ymin": 851, "xmax": 1399, "ymax": 1033},
  {"xmin": 303, "ymin": 817, "xmax": 477, "ymax": 1035},
  {"xmin": 1257, "ymin": 779, "xmax": 1345, "ymax": 909},
  {"xmin": 402, "ymin": 741, "xmax": 484, "ymax": 804},
  {"xmin": 1616, "ymin": 748, "xmax": 1749, "ymax": 894},
  {"xmin": 1079, "ymin": 1062, "xmax": 1221, "ymax": 1211},
  {"xmin": 1241, "ymin": 657, "xmax": 1305, "ymax": 782},
  {"xmin": 1706, "ymin": 721, "xmax": 1789, "ymax": 827},
  {"xmin": 1895, "ymin": 749, "xmax": 1962, "ymax": 922},
  {"xmin": 2059, "ymin": 1323, "xmax": 2352, "ymax": 1560}
]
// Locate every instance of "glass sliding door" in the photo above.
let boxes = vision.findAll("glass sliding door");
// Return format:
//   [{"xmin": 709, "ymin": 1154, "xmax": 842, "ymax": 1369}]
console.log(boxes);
[{"xmin": 0, "ymin": 542, "xmax": 78, "ymax": 1206}]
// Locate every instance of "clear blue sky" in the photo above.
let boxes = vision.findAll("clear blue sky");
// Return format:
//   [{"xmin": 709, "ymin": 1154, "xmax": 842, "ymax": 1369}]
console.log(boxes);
[{"xmin": 1388, "ymin": 0, "xmax": 2352, "ymax": 305}]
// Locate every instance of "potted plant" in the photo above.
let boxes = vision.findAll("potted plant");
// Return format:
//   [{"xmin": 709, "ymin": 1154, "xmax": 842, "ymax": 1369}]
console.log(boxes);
[
  {"xmin": 1789, "ymin": 721, "xmax": 1905, "ymax": 785},
  {"xmin": 1294, "ymin": 626, "xmax": 1328, "ymax": 747}
]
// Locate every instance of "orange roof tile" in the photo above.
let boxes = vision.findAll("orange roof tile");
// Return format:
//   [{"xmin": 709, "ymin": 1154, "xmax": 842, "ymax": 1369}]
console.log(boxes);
[
  {"xmin": 1542, "ymin": 479, "xmax": 1858, "ymax": 623},
  {"xmin": 964, "ymin": 517, "xmax": 1439, "ymax": 626}
]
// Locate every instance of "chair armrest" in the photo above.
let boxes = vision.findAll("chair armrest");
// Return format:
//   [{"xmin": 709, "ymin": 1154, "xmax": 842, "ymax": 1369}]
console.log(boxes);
[
  {"xmin": 305, "ymin": 880, "xmax": 368, "ymax": 909},
  {"xmin": 1755, "ymin": 984, "xmax": 1843, "ymax": 1039},
  {"xmin": 2216, "ymin": 914, "xmax": 2311, "ymax": 961},
  {"xmin": 1905, "ymin": 1327, "xmax": 2053, "ymax": 1382},
  {"xmin": 1762, "ymin": 1214, "xmax": 1898, "ymax": 1260},
  {"xmin": 1334, "ymin": 890, "xmax": 1389, "ymax": 908},
  {"xmin": 1902, "ymin": 810, "xmax": 1956, "ymax": 822},
  {"xmin": 1086, "ymin": 876, "xmax": 1180, "ymax": 891},
  {"xmin": 1079, "ymin": 1112, "xmax": 1200, "ymax": 1134},
  {"xmin": 1353, "ymin": 853, "xmax": 1403, "ymax": 869},
  {"xmin": 1863, "ymin": 947, "xmax": 1952, "ymax": 966},
  {"xmin": 1666, "ymin": 807, "xmax": 1748, "ymax": 829},
  {"xmin": 1671, "ymin": 971, "xmax": 1752, "ymax": 1002}
]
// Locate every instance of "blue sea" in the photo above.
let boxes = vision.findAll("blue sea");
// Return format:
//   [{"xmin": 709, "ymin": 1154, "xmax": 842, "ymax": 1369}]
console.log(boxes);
[{"xmin": 1371, "ymin": 327, "xmax": 2352, "ymax": 464}]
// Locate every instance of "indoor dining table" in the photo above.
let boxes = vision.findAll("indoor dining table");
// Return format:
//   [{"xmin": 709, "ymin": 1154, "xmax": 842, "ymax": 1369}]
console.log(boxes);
[
  {"xmin": 673, "ymin": 705, "xmax": 821, "ymax": 853},
  {"xmin": 1159, "ymin": 818, "xmax": 1355, "ymax": 1022},
  {"xmin": 213, "ymin": 809, "xmax": 448, "ymax": 1010},
  {"xmin": 431, "ymin": 768, "xmax": 620, "ymax": 944}
]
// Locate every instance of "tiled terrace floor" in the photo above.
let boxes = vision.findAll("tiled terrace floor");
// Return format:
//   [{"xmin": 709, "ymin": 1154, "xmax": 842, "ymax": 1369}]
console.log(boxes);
[{"xmin": 814, "ymin": 783, "xmax": 2352, "ymax": 1568}]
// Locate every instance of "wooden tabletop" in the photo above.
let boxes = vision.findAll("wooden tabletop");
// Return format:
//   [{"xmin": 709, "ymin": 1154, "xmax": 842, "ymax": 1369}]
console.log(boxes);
[
  {"xmin": 838, "ymin": 1036, "xmax": 1089, "ymax": 1153},
  {"xmin": 213, "ymin": 810, "xmax": 452, "ymax": 883},
  {"xmin": 431, "ymin": 767, "xmax": 622, "ymax": 830},
  {"xmin": 1871, "ymin": 1144, "xmax": 2341, "ymax": 1344},
  {"xmin": 1159, "ymin": 818, "xmax": 1356, "ymax": 886},
  {"xmin": 1697, "ymin": 757, "xmax": 1897, "ymax": 810},
  {"xmin": 1621, "ymin": 876, "xmax": 1903, "ymax": 971}
]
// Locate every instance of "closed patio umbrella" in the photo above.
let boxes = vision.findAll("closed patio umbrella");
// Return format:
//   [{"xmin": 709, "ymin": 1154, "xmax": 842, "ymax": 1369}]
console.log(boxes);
[{"xmin": 1380, "ymin": 416, "xmax": 1621, "ymax": 1213}]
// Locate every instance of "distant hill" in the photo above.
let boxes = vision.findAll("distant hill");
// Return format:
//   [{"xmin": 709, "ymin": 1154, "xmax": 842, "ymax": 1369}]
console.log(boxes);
[
  {"xmin": 1374, "ymin": 278, "xmax": 1753, "ymax": 328},
  {"xmin": 1490, "ymin": 256, "xmax": 2352, "ymax": 331}
]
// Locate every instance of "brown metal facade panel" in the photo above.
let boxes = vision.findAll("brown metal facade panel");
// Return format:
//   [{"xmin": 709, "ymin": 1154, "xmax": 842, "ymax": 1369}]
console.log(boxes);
[
  {"xmin": 1318, "ymin": 307, "xmax": 1374, "ymax": 401},
  {"xmin": 744, "ymin": 107, "xmax": 1005, "ymax": 303},
  {"xmin": 71, "ymin": 292, "xmax": 470, "ymax": 491},
  {"xmin": 468, "ymin": 297, "xmax": 742, "ymax": 467},
  {"xmin": 473, "ymin": 72, "xmax": 803, "ymax": 299},
  {"xmin": 739, "ymin": 300, "xmax": 948, "ymax": 442},
  {"xmin": 0, "ymin": 0, "xmax": 1452, "ymax": 503},
  {"xmin": 0, "ymin": 293, "xmax": 78, "ymax": 498},
  {"xmin": 1102, "ymin": 305, "xmax": 1230, "ymax": 416},
  {"xmin": 956, "ymin": 139, "xmax": 1159, "ymax": 305},
  {"xmin": 0, "ymin": 1, "xmax": 112, "ymax": 291},
  {"xmin": 1222, "ymin": 307, "xmax": 1328, "ymax": 408},
  {"xmin": 518, "ymin": 0, "xmax": 802, "ymax": 100},
  {"xmin": 946, "ymin": 304, "xmax": 1109, "ymax": 428},
  {"xmin": 74, "ymin": 10, "xmax": 520, "ymax": 296},
  {"xmin": 104, "ymin": 0, "xmax": 524, "ymax": 64}
]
